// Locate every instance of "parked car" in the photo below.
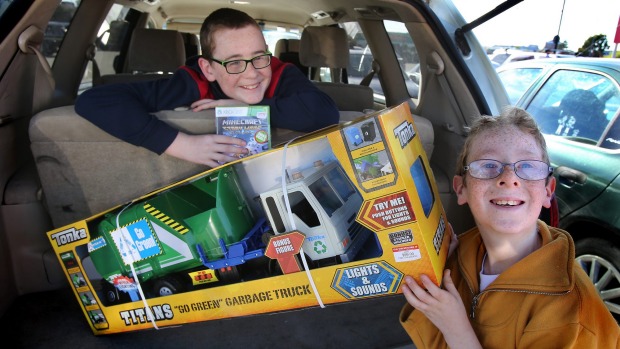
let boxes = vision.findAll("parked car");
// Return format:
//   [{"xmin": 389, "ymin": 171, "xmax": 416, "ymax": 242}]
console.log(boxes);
[
  {"xmin": 41, "ymin": 0, "xmax": 78, "ymax": 56},
  {"xmin": 498, "ymin": 58, "xmax": 620, "ymax": 321},
  {"xmin": 0, "ymin": 0, "xmax": 516, "ymax": 346},
  {"xmin": 488, "ymin": 49, "xmax": 573, "ymax": 70}
]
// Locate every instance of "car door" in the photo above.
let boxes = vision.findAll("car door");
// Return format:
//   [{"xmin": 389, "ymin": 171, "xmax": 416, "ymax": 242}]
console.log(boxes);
[{"xmin": 521, "ymin": 65, "xmax": 620, "ymax": 218}]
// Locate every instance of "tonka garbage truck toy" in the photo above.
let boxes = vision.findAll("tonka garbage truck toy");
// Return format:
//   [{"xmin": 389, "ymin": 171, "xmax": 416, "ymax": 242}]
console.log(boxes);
[
  {"xmin": 87, "ymin": 160, "xmax": 378, "ymax": 305},
  {"xmin": 87, "ymin": 166, "xmax": 269, "ymax": 304}
]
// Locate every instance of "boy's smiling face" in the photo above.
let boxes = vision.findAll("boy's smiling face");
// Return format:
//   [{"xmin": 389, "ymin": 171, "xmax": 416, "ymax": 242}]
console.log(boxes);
[
  {"xmin": 453, "ymin": 125, "xmax": 556, "ymax": 236},
  {"xmin": 199, "ymin": 25, "xmax": 271, "ymax": 104}
]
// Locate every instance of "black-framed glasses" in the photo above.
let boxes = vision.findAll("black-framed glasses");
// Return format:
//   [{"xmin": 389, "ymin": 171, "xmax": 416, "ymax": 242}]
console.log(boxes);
[
  {"xmin": 464, "ymin": 159, "xmax": 553, "ymax": 181},
  {"xmin": 209, "ymin": 53, "xmax": 272, "ymax": 74}
]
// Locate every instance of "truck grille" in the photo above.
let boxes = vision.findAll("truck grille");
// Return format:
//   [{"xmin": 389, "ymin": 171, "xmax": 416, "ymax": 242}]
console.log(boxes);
[{"xmin": 348, "ymin": 219, "xmax": 371, "ymax": 241}]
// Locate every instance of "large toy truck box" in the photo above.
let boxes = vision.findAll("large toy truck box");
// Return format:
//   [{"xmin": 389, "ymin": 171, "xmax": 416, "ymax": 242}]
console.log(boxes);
[
  {"xmin": 87, "ymin": 166, "xmax": 269, "ymax": 303},
  {"xmin": 259, "ymin": 161, "xmax": 376, "ymax": 264},
  {"xmin": 47, "ymin": 102, "xmax": 452, "ymax": 335}
]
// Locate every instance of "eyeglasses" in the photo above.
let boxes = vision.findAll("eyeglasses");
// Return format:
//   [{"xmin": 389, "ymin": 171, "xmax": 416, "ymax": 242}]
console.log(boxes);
[
  {"xmin": 209, "ymin": 53, "xmax": 272, "ymax": 74},
  {"xmin": 464, "ymin": 159, "xmax": 553, "ymax": 181}
]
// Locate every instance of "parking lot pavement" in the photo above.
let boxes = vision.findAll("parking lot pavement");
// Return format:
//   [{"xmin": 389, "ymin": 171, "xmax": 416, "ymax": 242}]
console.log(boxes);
[{"xmin": 0, "ymin": 287, "xmax": 416, "ymax": 348}]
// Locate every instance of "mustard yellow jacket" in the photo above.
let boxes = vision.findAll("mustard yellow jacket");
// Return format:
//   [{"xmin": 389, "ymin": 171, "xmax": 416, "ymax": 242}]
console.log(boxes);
[{"xmin": 400, "ymin": 220, "xmax": 620, "ymax": 348}]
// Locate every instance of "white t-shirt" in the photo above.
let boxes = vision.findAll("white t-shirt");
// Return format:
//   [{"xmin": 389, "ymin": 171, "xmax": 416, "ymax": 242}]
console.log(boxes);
[{"xmin": 480, "ymin": 253, "xmax": 499, "ymax": 291}]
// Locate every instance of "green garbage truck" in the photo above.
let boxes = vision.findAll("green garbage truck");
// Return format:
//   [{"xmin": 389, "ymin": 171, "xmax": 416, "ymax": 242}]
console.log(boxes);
[{"xmin": 87, "ymin": 161, "xmax": 378, "ymax": 305}]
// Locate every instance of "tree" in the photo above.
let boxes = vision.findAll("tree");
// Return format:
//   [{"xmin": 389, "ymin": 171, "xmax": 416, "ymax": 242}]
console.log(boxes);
[{"xmin": 577, "ymin": 34, "xmax": 609, "ymax": 57}]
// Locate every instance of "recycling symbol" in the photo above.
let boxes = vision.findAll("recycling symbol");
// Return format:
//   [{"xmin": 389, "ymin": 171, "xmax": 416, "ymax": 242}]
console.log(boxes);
[{"xmin": 313, "ymin": 241, "xmax": 328, "ymax": 254}]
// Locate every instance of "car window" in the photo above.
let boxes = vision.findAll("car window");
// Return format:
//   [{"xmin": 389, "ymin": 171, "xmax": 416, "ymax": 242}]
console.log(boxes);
[
  {"xmin": 348, "ymin": 47, "xmax": 373, "ymax": 79},
  {"xmin": 343, "ymin": 20, "xmax": 420, "ymax": 103},
  {"xmin": 79, "ymin": 3, "xmax": 131, "ymax": 92},
  {"xmin": 385, "ymin": 21, "xmax": 420, "ymax": 100},
  {"xmin": 0, "ymin": 0, "xmax": 12, "ymax": 18},
  {"xmin": 526, "ymin": 69, "xmax": 619, "ymax": 144},
  {"xmin": 42, "ymin": 0, "xmax": 80, "ymax": 64},
  {"xmin": 498, "ymin": 67, "xmax": 544, "ymax": 104},
  {"xmin": 1, "ymin": 1, "xmax": 35, "ymax": 47},
  {"xmin": 344, "ymin": 23, "xmax": 374, "ymax": 84}
]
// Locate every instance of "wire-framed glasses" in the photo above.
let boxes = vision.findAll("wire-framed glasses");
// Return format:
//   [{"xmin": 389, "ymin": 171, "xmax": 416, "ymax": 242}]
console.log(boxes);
[
  {"xmin": 464, "ymin": 159, "xmax": 553, "ymax": 181},
  {"xmin": 209, "ymin": 53, "xmax": 272, "ymax": 74}
]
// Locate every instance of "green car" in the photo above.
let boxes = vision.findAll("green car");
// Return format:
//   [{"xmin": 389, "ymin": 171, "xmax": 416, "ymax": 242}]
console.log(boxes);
[{"xmin": 498, "ymin": 57, "xmax": 620, "ymax": 320}]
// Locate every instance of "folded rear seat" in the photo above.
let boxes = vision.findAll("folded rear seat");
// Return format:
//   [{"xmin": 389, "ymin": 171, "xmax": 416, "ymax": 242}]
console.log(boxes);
[
  {"xmin": 29, "ymin": 104, "xmax": 438, "ymax": 229},
  {"xmin": 29, "ymin": 106, "xmax": 211, "ymax": 227}
]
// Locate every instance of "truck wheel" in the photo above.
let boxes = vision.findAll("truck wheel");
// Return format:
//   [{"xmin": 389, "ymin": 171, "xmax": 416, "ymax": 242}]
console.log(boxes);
[
  {"xmin": 217, "ymin": 266, "xmax": 241, "ymax": 283},
  {"xmin": 153, "ymin": 277, "xmax": 185, "ymax": 297},
  {"xmin": 100, "ymin": 280, "xmax": 124, "ymax": 305},
  {"xmin": 575, "ymin": 237, "xmax": 620, "ymax": 322}
]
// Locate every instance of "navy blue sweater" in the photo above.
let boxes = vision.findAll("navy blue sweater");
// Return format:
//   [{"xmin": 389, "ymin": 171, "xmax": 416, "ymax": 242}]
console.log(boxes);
[{"xmin": 75, "ymin": 56, "xmax": 339, "ymax": 154}]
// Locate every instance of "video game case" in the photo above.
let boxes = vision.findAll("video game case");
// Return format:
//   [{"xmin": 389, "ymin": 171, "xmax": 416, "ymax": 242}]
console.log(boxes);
[{"xmin": 215, "ymin": 105, "xmax": 271, "ymax": 157}]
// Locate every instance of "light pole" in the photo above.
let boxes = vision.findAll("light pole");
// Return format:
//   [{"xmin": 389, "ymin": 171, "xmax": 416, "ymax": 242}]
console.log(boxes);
[{"xmin": 555, "ymin": 0, "xmax": 567, "ymax": 52}]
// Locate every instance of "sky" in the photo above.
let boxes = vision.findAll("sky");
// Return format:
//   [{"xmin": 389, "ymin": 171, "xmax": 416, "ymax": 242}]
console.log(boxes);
[{"xmin": 451, "ymin": 0, "xmax": 620, "ymax": 52}]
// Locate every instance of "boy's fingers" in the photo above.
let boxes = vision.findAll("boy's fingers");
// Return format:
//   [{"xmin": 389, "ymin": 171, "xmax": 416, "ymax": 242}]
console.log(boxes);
[
  {"xmin": 442, "ymin": 270, "xmax": 460, "ymax": 297},
  {"xmin": 222, "ymin": 145, "xmax": 249, "ymax": 156},
  {"xmin": 210, "ymin": 134, "xmax": 246, "ymax": 147},
  {"xmin": 402, "ymin": 280, "xmax": 432, "ymax": 309},
  {"xmin": 421, "ymin": 274, "xmax": 444, "ymax": 299},
  {"xmin": 191, "ymin": 103, "xmax": 210, "ymax": 112},
  {"xmin": 190, "ymin": 98, "xmax": 216, "ymax": 110},
  {"xmin": 443, "ymin": 270, "xmax": 454, "ymax": 288},
  {"xmin": 408, "ymin": 275, "xmax": 438, "ymax": 304}
]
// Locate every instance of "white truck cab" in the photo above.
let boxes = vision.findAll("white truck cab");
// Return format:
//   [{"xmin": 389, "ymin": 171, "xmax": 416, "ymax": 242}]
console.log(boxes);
[{"xmin": 259, "ymin": 161, "xmax": 379, "ymax": 264}]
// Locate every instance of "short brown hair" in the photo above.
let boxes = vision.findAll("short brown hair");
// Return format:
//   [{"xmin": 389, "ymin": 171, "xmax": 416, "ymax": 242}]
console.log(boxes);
[
  {"xmin": 455, "ymin": 106, "xmax": 550, "ymax": 177},
  {"xmin": 200, "ymin": 8, "xmax": 261, "ymax": 59}
]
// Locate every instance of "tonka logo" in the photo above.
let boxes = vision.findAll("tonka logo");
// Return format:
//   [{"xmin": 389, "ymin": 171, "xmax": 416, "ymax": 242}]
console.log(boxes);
[
  {"xmin": 50, "ymin": 227, "xmax": 87, "ymax": 247},
  {"xmin": 394, "ymin": 121, "xmax": 415, "ymax": 148}
]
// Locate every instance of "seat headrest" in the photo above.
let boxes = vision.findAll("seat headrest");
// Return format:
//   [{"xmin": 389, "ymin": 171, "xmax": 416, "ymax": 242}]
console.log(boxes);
[
  {"xmin": 274, "ymin": 38, "xmax": 300, "ymax": 58},
  {"xmin": 299, "ymin": 27, "xmax": 349, "ymax": 69},
  {"xmin": 181, "ymin": 32, "xmax": 200, "ymax": 58},
  {"xmin": 126, "ymin": 28, "xmax": 186, "ymax": 73}
]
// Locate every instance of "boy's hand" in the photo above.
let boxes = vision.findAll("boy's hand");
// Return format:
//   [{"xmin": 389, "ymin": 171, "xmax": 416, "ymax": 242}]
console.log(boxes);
[
  {"xmin": 402, "ymin": 270, "xmax": 481, "ymax": 349},
  {"xmin": 190, "ymin": 98, "xmax": 247, "ymax": 112},
  {"xmin": 165, "ymin": 132, "xmax": 248, "ymax": 167}
]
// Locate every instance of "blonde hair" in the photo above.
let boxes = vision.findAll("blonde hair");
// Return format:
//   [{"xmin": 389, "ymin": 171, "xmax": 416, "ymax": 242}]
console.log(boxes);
[{"xmin": 455, "ymin": 106, "xmax": 550, "ymax": 177}]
